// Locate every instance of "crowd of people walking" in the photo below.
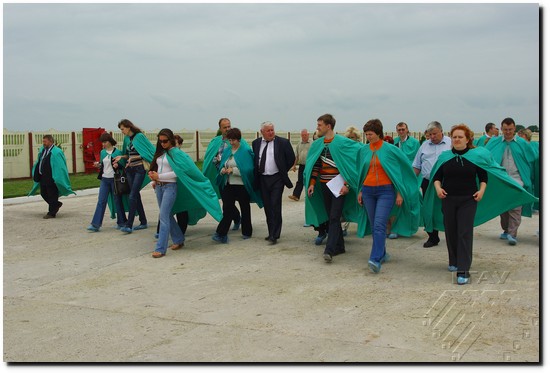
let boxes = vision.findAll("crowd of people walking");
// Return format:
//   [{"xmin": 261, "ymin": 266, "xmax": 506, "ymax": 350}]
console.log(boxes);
[{"xmin": 30, "ymin": 115, "xmax": 539, "ymax": 285}]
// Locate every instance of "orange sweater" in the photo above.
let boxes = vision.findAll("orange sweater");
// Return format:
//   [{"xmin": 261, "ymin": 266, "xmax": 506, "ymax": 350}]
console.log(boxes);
[{"xmin": 363, "ymin": 139, "xmax": 392, "ymax": 186}]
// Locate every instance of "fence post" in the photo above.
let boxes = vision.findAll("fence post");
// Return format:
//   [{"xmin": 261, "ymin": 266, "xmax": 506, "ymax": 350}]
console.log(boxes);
[
  {"xmin": 195, "ymin": 130, "xmax": 199, "ymax": 162},
  {"xmin": 28, "ymin": 132, "xmax": 34, "ymax": 178},
  {"xmin": 71, "ymin": 131, "xmax": 77, "ymax": 174}
]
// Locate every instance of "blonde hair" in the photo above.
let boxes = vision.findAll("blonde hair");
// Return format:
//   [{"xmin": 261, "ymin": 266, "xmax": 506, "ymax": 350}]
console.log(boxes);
[{"xmin": 344, "ymin": 125, "xmax": 361, "ymax": 142}]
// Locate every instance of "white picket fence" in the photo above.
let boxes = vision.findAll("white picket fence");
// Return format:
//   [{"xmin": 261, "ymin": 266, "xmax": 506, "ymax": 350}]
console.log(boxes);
[{"xmin": 4, "ymin": 128, "xmax": 532, "ymax": 180}]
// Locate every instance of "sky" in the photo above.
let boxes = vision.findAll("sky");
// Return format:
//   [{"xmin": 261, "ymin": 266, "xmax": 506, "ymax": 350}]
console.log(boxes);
[{"xmin": 2, "ymin": 1, "xmax": 541, "ymax": 134}]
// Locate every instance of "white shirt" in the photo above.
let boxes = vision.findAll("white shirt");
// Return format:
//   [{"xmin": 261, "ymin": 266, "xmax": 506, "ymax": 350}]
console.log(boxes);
[
  {"xmin": 259, "ymin": 139, "xmax": 279, "ymax": 176},
  {"xmin": 102, "ymin": 149, "xmax": 115, "ymax": 179},
  {"xmin": 412, "ymin": 136, "xmax": 452, "ymax": 179},
  {"xmin": 156, "ymin": 153, "xmax": 177, "ymax": 183}
]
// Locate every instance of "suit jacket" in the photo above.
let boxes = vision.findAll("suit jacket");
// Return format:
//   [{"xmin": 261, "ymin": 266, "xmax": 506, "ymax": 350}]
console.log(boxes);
[{"xmin": 252, "ymin": 135, "xmax": 296, "ymax": 189}]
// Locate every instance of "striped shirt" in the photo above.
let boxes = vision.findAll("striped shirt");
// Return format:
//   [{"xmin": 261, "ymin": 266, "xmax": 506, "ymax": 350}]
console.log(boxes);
[
  {"xmin": 127, "ymin": 135, "xmax": 143, "ymax": 167},
  {"xmin": 310, "ymin": 137, "xmax": 339, "ymax": 185}
]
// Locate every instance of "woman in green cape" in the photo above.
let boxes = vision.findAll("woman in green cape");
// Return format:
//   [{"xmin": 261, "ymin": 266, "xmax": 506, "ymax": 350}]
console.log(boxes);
[
  {"xmin": 212, "ymin": 128, "xmax": 263, "ymax": 243},
  {"xmin": 114, "ymin": 119, "xmax": 155, "ymax": 233}
]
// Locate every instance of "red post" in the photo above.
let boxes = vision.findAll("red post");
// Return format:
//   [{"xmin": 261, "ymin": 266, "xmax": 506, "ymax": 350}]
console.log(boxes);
[
  {"xmin": 71, "ymin": 132, "xmax": 77, "ymax": 174},
  {"xmin": 28, "ymin": 132, "xmax": 34, "ymax": 178}
]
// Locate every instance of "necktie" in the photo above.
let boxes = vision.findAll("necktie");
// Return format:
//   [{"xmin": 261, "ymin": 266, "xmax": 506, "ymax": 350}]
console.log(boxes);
[
  {"xmin": 39, "ymin": 147, "xmax": 50, "ymax": 174},
  {"xmin": 259, "ymin": 141, "xmax": 269, "ymax": 174}
]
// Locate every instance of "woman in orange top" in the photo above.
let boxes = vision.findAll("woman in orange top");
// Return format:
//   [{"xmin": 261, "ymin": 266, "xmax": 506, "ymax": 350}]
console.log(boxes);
[{"xmin": 358, "ymin": 119, "xmax": 403, "ymax": 273}]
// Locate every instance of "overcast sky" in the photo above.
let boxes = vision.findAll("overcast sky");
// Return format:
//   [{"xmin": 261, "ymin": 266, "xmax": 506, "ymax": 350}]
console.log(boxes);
[{"xmin": 3, "ymin": 2, "xmax": 540, "ymax": 134}]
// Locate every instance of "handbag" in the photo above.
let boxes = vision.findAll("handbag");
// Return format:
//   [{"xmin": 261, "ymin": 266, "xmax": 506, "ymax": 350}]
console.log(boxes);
[{"xmin": 114, "ymin": 168, "xmax": 131, "ymax": 195}]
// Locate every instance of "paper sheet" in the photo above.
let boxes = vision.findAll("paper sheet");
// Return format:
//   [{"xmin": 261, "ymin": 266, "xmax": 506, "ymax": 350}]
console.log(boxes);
[{"xmin": 326, "ymin": 174, "xmax": 345, "ymax": 198}]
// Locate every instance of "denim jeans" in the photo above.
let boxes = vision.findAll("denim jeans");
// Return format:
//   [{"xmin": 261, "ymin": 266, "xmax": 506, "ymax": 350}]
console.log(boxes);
[
  {"xmin": 91, "ymin": 177, "xmax": 127, "ymax": 228},
  {"xmin": 125, "ymin": 165, "xmax": 147, "ymax": 228},
  {"xmin": 362, "ymin": 184, "xmax": 396, "ymax": 263},
  {"xmin": 155, "ymin": 183, "xmax": 184, "ymax": 254}
]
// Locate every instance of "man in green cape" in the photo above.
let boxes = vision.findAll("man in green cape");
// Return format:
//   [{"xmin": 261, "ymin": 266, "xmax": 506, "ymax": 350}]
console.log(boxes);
[
  {"xmin": 423, "ymin": 145, "xmax": 537, "ymax": 242},
  {"xmin": 474, "ymin": 122, "xmax": 499, "ymax": 147},
  {"xmin": 166, "ymin": 147, "xmax": 223, "ymax": 224},
  {"xmin": 357, "ymin": 137, "xmax": 422, "ymax": 238},
  {"xmin": 202, "ymin": 118, "xmax": 240, "ymax": 228},
  {"xmin": 485, "ymin": 117, "xmax": 536, "ymax": 244},
  {"xmin": 304, "ymin": 114, "xmax": 364, "ymax": 262},
  {"xmin": 393, "ymin": 122, "xmax": 420, "ymax": 163},
  {"xmin": 29, "ymin": 135, "xmax": 75, "ymax": 218}
]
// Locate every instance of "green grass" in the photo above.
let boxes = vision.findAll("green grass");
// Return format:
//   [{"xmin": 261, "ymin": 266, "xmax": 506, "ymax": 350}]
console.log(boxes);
[{"xmin": 3, "ymin": 161, "xmax": 205, "ymax": 199}]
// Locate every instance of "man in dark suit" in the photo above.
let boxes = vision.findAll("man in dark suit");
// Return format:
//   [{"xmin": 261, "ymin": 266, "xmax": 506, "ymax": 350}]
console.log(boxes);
[
  {"xmin": 252, "ymin": 121, "xmax": 296, "ymax": 244},
  {"xmin": 30, "ymin": 135, "xmax": 75, "ymax": 218}
]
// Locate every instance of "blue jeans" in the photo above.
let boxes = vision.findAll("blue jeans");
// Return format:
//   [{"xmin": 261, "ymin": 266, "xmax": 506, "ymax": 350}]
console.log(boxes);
[
  {"xmin": 91, "ymin": 177, "xmax": 127, "ymax": 228},
  {"xmin": 155, "ymin": 183, "xmax": 184, "ymax": 254},
  {"xmin": 125, "ymin": 165, "xmax": 147, "ymax": 228},
  {"xmin": 362, "ymin": 185, "xmax": 396, "ymax": 263}
]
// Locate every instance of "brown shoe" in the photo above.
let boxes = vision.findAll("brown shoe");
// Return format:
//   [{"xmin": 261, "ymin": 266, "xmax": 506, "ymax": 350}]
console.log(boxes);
[
  {"xmin": 152, "ymin": 251, "xmax": 165, "ymax": 258},
  {"xmin": 288, "ymin": 195, "xmax": 299, "ymax": 201},
  {"xmin": 169, "ymin": 242, "xmax": 184, "ymax": 250}
]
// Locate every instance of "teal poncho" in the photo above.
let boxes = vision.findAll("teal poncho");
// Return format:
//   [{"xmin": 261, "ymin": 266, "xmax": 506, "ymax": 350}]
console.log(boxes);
[
  {"xmin": 422, "ymin": 146, "xmax": 538, "ymax": 232},
  {"xmin": 485, "ymin": 136, "xmax": 536, "ymax": 217},
  {"xmin": 393, "ymin": 136, "xmax": 420, "ymax": 164},
  {"xmin": 202, "ymin": 135, "xmax": 229, "ymax": 199},
  {"xmin": 28, "ymin": 146, "xmax": 76, "ymax": 197},
  {"xmin": 357, "ymin": 141, "xmax": 422, "ymax": 237},
  {"xmin": 304, "ymin": 135, "xmax": 364, "ymax": 235},
  {"xmin": 163, "ymin": 147, "xmax": 223, "ymax": 224},
  {"xmin": 216, "ymin": 140, "xmax": 263, "ymax": 208}
]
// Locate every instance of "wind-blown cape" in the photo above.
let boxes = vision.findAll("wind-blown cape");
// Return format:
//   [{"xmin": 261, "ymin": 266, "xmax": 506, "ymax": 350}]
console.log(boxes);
[
  {"xmin": 28, "ymin": 146, "xmax": 76, "ymax": 197},
  {"xmin": 474, "ymin": 134, "xmax": 489, "ymax": 147},
  {"xmin": 357, "ymin": 141, "xmax": 422, "ymax": 237},
  {"xmin": 485, "ymin": 136, "xmax": 536, "ymax": 217},
  {"xmin": 530, "ymin": 141, "xmax": 540, "ymax": 210},
  {"xmin": 393, "ymin": 136, "xmax": 420, "ymax": 164},
  {"xmin": 100, "ymin": 147, "xmax": 130, "ymax": 219},
  {"xmin": 216, "ymin": 140, "xmax": 263, "ymax": 208},
  {"xmin": 202, "ymin": 135, "xmax": 229, "ymax": 199},
  {"xmin": 304, "ymin": 135, "xmax": 364, "ymax": 235},
  {"xmin": 165, "ymin": 147, "xmax": 223, "ymax": 224},
  {"xmin": 422, "ymin": 146, "xmax": 538, "ymax": 232},
  {"xmin": 121, "ymin": 133, "xmax": 155, "ymax": 188}
]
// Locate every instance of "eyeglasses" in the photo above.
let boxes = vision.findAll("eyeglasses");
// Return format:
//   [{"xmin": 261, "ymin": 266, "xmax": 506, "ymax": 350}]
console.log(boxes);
[{"xmin": 159, "ymin": 139, "xmax": 170, "ymax": 144}]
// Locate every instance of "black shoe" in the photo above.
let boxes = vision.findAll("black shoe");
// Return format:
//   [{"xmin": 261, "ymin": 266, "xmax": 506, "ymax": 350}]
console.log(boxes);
[
  {"xmin": 333, "ymin": 248, "xmax": 346, "ymax": 256},
  {"xmin": 423, "ymin": 240, "xmax": 439, "ymax": 248},
  {"xmin": 268, "ymin": 238, "xmax": 277, "ymax": 245},
  {"xmin": 265, "ymin": 236, "xmax": 271, "ymax": 241}
]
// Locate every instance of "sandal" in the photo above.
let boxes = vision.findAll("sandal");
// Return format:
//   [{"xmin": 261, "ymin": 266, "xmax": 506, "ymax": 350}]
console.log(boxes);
[
  {"xmin": 151, "ymin": 251, "xmax": 165, "ymax": 258},
  {"xmin": 169, "ymin": 242, "xmax": 184, "ymax": 251}
]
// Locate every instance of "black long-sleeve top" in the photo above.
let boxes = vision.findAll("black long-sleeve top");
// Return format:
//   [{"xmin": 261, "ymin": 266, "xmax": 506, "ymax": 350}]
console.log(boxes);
[{"xmin": 433, "ymin": 147, "xmax": 488, "ymax": 196}]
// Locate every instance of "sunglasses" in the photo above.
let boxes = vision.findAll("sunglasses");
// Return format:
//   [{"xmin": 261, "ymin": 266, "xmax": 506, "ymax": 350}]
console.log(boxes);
[{"xmin": 159, "ymin": 139, "xmax": 170, "ymax": 144}]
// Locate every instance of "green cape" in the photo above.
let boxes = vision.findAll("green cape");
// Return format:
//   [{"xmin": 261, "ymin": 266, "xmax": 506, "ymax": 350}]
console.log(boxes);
[
  {"xmin": 164, "ymin": 147, "xmax": 222, "ymax": 224},
  {"xmin": 422, "ymin": 147, "xmax": 538, "ymax": 232},
  {"xmin": 304, "ymin": 135, "xmax": 364, "ymax": 235},
  {"xmin": 202, "ymin": 135, "xmax": 229, "ymax": 199},
  {"xmin": 100, "ymin": 148, "xmax": 130, "ymax": 220},
  {"xmin": 531, "ymin": 141, "xmax": 539, "ymax": 210},
  {"xmin": 485, "ymin": 135, "xmax": 536, "ymax": 216},
  {"xmin": 216, "ymin": 140, "xmax": 264, "ymax": 208},
  {"xmin": 357, "ymin": 141, "xmax": 422, "ymax": 237},
  {"xmin": 393, "ymin": 136, "xmax": 420, "ymax": 163},
  {"xmin": 28, "ymin": 146, "xmax": 76, "ymax": 197},
  {"xmin": 474, "ymin": 135, "xmax": 488, "ymax": 147},
  {"xmin": 121, "ymin": 133, "xmax": 155, "ymax": 188}
]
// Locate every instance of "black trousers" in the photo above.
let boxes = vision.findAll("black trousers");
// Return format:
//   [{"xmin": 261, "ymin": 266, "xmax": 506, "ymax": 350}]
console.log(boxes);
[
  {"xmin": 421, "ymin": 178, "xmax": 439, "ymax": 242},
  {"xmin": 217, "ymin": 184, "xmax": 252, "ymax": 236},
  {"xmin": 441, "ymin": 195, "xmax": 477, "ymax": 278},
  {"xmin": 292, "ymin": 164, "xmax": 306, "ymax": 198},
  {"xmin": 40, "ymin": 181, "xmax": 61, "ymax": 216},
  {"xmin": 319, "ymin": 182, "xmax": 345, "ymax": 256},
  {"xmin": 260, "ymin": 173, "xmax": 285, "ymax": 240},
  {"xmin": 217, "ymin": 185, "xmax": 240, "ymax": 224},
  {"xmin": 157, "ymin": 211, "xmax": 188, "ymax": 236}
]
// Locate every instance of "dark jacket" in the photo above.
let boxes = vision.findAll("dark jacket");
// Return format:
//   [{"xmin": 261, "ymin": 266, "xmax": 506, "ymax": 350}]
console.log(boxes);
[{"xmin": 252, "ymin": 135, "xmax": 296, "ymax": 189}]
